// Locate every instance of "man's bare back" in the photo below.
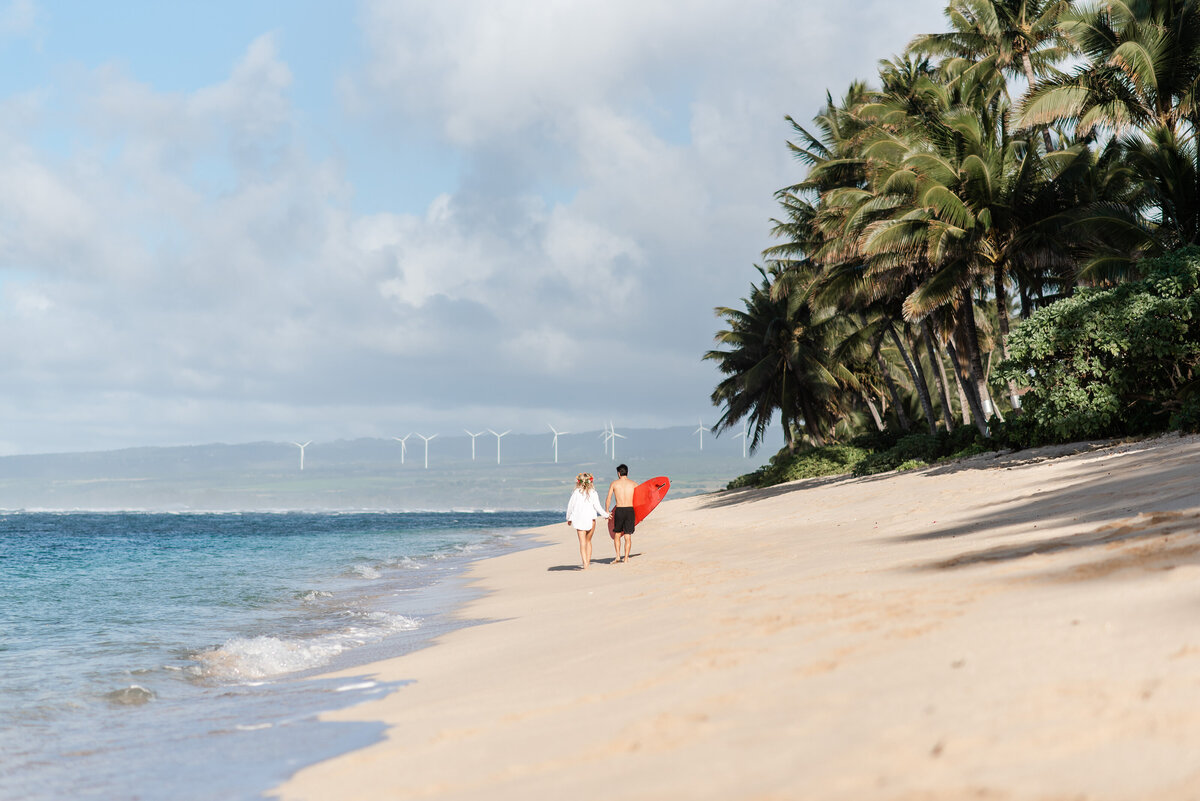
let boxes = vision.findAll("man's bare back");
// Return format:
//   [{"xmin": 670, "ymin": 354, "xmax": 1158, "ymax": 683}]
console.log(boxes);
[{"xmin": 606, "ymin": 475, "xmax": 636, "ymax": 508}]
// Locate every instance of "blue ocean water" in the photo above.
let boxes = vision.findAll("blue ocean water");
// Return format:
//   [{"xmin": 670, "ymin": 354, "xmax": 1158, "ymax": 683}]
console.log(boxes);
[{"xmin": 0, "ymin": 510, "xmax": 558, "ymax": 801}]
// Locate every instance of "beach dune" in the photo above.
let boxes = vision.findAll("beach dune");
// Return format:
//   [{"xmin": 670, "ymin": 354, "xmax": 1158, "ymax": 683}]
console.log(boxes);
[{"xmin": 279, "ymin": 435, "xmax": 1200, "ymax": 800}]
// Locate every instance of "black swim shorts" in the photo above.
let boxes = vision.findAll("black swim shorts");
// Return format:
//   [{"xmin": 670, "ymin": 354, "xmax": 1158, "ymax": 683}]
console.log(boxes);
[{"xmin": 612, "ymin": 506, "xmax": 635, "ymax": 534}]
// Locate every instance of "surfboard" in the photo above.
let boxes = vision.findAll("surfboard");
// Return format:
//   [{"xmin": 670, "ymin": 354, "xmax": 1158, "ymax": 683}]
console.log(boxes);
[{"xmin": 608, "ymin": 476, "xmax": 670, "ymax": 537}]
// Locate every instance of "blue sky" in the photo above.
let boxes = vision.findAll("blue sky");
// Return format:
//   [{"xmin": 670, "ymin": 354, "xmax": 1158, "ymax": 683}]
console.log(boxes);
[{"xmin": 0, "ymin": 0, "xmax": 948, "ymax": 455}]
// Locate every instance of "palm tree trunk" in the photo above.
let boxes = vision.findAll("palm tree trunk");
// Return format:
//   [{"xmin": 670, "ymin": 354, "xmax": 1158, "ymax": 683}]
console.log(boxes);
[
  {"xmin": 862, "ymin": 393, "xmax": 885, "ymax": 431},
  {"xmin": 984, "ymin": 349, "xmax": 1006, "ymax": 423},
  {"xmin": 993, "ymin": 263, "xmax": 1012, "ymax": 357},
  {"xmin": 993, "ymin": 263, "xmax": 1022, "ymax": 410},
  {"xmin": 944, "ymin": 337, "xmax": 975, "ymax": 427},
  {"xmin": 872, "ymin": 335, "xmax": 911, "ymax": 432},
  {"xmin": 958, "ymin": 286, "xmax": 995, "ymax": 433},
  {"xmin": 779, "ymin": 371, "xmax": 795, "ymax": 453},
  {"xmin": 800, "ymin": 399, "xmax": 827, "ymax": 447},
  {"xmin": 921, "ymin": 319, "xmax": 957, "ymax": 430},
  {"xmin": 887, "ymin": 320, "xmax": 938, "ymax": 434}
]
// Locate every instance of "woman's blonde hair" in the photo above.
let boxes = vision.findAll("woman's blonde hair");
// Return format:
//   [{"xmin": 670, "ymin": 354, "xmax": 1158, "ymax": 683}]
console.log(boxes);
[{"xmin": 575, "ymin": 472, "xmax": 594, "ymax": 491}]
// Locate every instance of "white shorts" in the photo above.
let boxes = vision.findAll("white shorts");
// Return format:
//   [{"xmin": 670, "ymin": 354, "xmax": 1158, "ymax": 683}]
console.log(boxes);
[{"xmin": 568, "ymin": 514, "xmax": 597, "ymax": 530}]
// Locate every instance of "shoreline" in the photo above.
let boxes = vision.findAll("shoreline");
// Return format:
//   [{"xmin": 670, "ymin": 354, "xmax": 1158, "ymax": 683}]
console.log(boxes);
[
  {"xmin": 277, "ymin": 434, "xmax": 1200, "ymax": 800},
  {"xmin": 0, "ymin": 511, "xmax": 557, "ymax": 801}
]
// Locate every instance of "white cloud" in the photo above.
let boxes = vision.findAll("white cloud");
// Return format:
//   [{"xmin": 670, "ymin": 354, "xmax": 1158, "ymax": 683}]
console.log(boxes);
[
  {"xmin": 0, "ymin": 0, "xmax": 35, "ymax": 40},
  {"xmin": 0, "ymin": 1, "xmax": 952, "ymax": 454}
]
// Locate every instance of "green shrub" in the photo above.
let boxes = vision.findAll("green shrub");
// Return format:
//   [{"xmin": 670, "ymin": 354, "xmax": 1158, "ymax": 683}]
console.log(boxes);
[
  {"xmin": 948, "ymin": 441, "xmax": 989, "ymax": 459},
  {"xmin": 854, "ymin": 431, "xmax": 942, "ymax": 475},
  {"xmin": 849, "ymin": 428, "xmax": 905, "ymax": 452},
  {"xmin": 726, "ymin": 443, "xmax": 870, "ymax": 488},
  {"xmin": 772, "ymin": 444, "xmax": 870, "ymax": 482},
  {"xmin": 725, "ymin": 469, "xmax": 767, "ymax": 490},
  {"xmin": 727, "ymin": 423, "xmax": 1001, "ymax": 488},
  {"xmin": 996, "ymin": 246, "xmax": 1200, "ymax": 444},
  {"xmin": 945, "ymin": 423, "xmax": 983, "ymax": 453}
]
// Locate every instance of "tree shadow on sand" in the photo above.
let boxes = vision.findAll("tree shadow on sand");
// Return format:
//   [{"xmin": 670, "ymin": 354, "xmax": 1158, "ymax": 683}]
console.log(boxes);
[
  {"xmin": 700, "ymin": 434, "xmax": 1200, "ymax": 581},
  {"xmin": 892, "ymin": 439, "xmax": 1200, "ymax": 578},
  {"xmin": 919, "ymin": 510, "xmax": 1200, "ymax": 575},
  {"xmin": 698, "ymin": 473, "xmax": 857, "ymax": 509},
  {"xmin": 698, "ymin": 439, "xmax": 1135, "ymax": 512}
]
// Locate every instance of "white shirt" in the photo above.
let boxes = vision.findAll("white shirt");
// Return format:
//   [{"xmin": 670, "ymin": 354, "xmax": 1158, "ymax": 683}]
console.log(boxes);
[{"xmin": 566, "ymin": 488, "xmax": 607, "ymax": 530}]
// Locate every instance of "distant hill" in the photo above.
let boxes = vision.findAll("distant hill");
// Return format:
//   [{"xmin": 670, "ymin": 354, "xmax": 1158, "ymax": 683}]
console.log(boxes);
[{"xmin": 0, "ymin": 426, "xmax": 779, "ymax": 511}]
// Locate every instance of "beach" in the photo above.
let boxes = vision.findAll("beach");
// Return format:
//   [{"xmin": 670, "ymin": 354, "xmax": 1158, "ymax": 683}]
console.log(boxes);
[{"xmin": 278, "ymin": 434, "xmax": 1200, "ymax": 800}]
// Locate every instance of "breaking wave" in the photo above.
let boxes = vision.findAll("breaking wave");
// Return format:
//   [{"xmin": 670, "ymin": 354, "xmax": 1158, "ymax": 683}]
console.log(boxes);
[{"xmin": 190, "ymin": 613, "xmax": 421, "ymax": 681}]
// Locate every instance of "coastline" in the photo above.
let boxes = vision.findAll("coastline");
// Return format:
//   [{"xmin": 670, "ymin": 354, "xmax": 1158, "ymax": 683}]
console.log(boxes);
[
  {"xmin": 0, "ymin": 511, "xmax": 558, "ymax": 801},
  {"xmin": 277, "ymin": 434, "xmax": 1200, "ymax": 800}
]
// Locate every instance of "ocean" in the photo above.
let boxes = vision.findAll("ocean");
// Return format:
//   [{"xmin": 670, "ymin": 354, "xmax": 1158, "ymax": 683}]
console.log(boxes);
[{"xmin": 0, "ymin": 510, "xmax": 559, "ymax": 800}]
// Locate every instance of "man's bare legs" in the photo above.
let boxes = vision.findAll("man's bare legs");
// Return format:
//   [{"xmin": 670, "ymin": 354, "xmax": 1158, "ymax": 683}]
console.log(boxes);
[
  {"xmin": 612, "ymin": 531, "xmax": 621, "ymax": 563},
  {"xmin": 622, "ymin": 534, "xmax": 632, "ymax": 562}
]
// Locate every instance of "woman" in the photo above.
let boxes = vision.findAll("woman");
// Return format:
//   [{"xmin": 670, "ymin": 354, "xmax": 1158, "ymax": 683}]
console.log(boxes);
[{"xmin": 565, "ymin": 472, "xmax": 609, "ymax": 569}]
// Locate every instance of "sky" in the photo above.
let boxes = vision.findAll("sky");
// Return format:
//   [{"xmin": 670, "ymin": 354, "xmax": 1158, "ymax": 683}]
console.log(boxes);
[{"xmin": 0, "ymin": 0, "xmax": 949, "ymax": 455}]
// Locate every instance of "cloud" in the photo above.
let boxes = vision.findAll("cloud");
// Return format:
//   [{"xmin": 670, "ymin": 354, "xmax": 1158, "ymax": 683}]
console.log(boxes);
[
  {"xmin": 0, "ymin": 2, "xmax": 950, "ymax": 454},
  {"xmin": 0, "ymin": 0, "xmax": 36, "ymax": 41}
]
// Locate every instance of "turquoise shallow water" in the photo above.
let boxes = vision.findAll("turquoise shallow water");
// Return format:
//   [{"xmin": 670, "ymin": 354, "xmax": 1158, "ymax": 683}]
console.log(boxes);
[{"xmin": 0, "ymin": 510, "xmax": 557, "ymax": 800}]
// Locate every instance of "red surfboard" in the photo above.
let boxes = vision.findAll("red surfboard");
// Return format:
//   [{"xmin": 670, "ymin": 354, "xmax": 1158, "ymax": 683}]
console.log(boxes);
[{"xmin": 608, "ymin": 476, "xmax": 670, "ymax": 537}]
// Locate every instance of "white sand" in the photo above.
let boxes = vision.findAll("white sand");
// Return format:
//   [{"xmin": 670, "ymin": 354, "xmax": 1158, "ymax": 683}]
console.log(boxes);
[{"xmin": 278, "ymin": 434, "xmax": 1200, "ymax": 800}]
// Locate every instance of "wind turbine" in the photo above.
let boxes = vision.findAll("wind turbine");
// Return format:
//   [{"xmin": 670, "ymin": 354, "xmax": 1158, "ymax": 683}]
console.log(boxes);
[
  {"xmin": 292, "ymin": 441, "xmax": 311, "ymax": 471},
  {"xmin": 548, "ymin": 424, "xmax": 569, "ymax": 463},
  {"xmin": 392, "ymin": 434, "xmax": 411, "ymax": 465},
  {"xmin": 600, "ymin": 422, "xmax": 613, "ymax": 457},
  {"xmin": 416, "ymin": 433, "xmax": 437, "ymax": 469},
  {"xmin": 733, "ymin": 419, "xmax": 748, "ymax": 458},
  {"xmin": 694, "ymin": 418, "xmax": 707, "ymax": 451},
  {"xmin": 487, "ymin": 429, "xmax": 511, "ymax": 464},
  {"xmin": 464, "ymin": 429, "xmax": 483, "ymax": 461},
  {"xmin": 608, "ymin": 421, "xmax": 625, "ymax": 461}
]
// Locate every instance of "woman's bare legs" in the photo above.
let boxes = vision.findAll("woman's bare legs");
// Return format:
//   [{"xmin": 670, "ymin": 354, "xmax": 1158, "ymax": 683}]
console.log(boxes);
[
  {"xmin": 576, "ymin": 529, "xmax": 590, "ymax": 568},
  {"xmin": 584, "ymin": 523, "xmax": 596, "ymax": 566}
]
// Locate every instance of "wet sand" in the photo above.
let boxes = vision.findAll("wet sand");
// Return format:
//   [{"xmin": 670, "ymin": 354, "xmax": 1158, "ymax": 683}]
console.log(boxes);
[{"xmin": 278, "ymin": 434, "xmax": 1200, "ymax": 800}]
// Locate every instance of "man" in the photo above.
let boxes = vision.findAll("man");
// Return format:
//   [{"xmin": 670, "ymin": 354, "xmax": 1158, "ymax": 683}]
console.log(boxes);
[{"xmin": 606, "ymin": 463, "xmax": 637, "ymax": 563}]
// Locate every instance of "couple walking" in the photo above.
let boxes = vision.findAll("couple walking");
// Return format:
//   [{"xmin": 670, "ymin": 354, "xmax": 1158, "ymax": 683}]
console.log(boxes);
[{"xmin": 565, "ymin": 464, "xmax": 637, "ymax": 569}]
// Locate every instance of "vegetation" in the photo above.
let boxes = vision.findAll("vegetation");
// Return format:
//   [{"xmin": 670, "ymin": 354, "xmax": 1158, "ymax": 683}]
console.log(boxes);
[
  {"xmin": 997, "ymin": 246, "xmax": 1200, "ymax": 443},
  {"xmin": 711, "ymin": 0, "xmax": 1200, "ymax": 489},
  {"xmin": 726, "ymin": 444, "xmax": 870, "ymax": 489},
  {"xmin": 726, "ymin": 426, "xmax": 991, "ymax": 489}
]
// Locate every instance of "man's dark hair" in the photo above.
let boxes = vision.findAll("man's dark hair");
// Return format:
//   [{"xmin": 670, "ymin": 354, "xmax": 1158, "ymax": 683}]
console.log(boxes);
[{"xmin": 616, "ymin": 464, "xmax": 628, "ymax": 476}]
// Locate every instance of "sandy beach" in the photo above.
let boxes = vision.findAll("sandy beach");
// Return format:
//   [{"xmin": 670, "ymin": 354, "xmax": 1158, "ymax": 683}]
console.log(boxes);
[{"xmin": 278, "ymin": 434, "xmax": 1200, "ymax": 801}]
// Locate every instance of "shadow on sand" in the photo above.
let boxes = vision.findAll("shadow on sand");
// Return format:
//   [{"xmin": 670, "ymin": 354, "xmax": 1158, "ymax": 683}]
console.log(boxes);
[
  {"xmin": 700, "ymin": 434, "xmax": 1200, "ymax": 580},
  {"xmin": 697, "ymin": 439, "xmax": 1126, "ymax": 513},
  {"xmin": 546, "ymin": 555, "xmax": 639, "ymax": 571}
]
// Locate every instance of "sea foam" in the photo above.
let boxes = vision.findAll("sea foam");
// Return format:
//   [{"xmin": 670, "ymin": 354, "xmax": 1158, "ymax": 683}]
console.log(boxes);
[{"xmin": 192, "ymin": 613, "xmax": 421, "ymax": 681}]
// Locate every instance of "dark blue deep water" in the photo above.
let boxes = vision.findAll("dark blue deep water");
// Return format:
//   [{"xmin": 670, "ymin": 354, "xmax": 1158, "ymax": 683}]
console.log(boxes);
[{"xmin": 0, "ymin": 511, "xmax": 557, "ymax": 800}]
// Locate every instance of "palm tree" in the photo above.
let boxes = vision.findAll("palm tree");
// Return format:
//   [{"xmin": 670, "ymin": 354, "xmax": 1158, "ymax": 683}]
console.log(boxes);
[
  {"xmin": 910, "ymin": 0, "xmax": 1072, "ymax": 88},
  {"xmin": 908, "ymin": 0, "xmax": 1073, "ymax": 152},
  {"xmin": 706, "ymin": 266, "xmax": 852, "ymax": 452},
  {"xmin": 773, "ymin": 75, "xmax": 948, "ymax": 434},
  {"xmin": 853, "ymin": 53, "xmax": 1088, "ymax": 417},
  {"xmin": 1018, "ymin": 1, "xmax": 1200, "ymax": 271},
  {"xmin": 1021, "ymin": 0, "xmax": 1200, "ymax": 136}
]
